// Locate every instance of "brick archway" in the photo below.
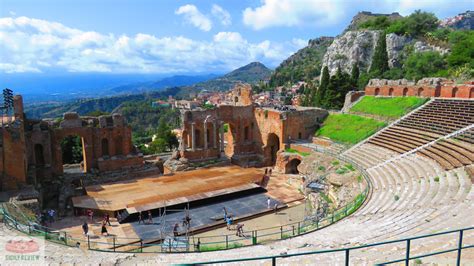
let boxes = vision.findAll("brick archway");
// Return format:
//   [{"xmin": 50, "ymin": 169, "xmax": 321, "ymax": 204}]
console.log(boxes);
[{"xmin": 285, "ymin": 158, "xmax": 301, "ymax": 174}]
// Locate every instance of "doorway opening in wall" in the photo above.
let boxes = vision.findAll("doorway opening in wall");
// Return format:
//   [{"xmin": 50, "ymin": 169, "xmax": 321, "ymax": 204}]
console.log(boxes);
[
  {"xmin": 286, "ymin": 158, "xmax": 301, "ymax": 174},
  {"xmin": 60, "ymin": 135, "xmax": 85, "ymax": 174},
  {"xmin": 267, "ymin": 133, "xmax": 280, "ymax": 165}
]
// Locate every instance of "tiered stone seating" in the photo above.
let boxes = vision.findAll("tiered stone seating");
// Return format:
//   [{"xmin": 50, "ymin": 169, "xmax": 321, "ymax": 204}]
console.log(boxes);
[{"xmin": 366, "ymin": 99, "xmax": 474, "ymax": 170}]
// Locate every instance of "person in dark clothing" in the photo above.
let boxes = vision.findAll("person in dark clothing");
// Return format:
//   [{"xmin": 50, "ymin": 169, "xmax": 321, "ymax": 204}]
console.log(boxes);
[
  {"xmin": 138, "ymin": 211, "xmax": 143, "ymax": 224},
  {"xmin": 101, "ymin": 221, "xmax": 108, "ymax": 236},
  {"xmin": 82, "ymin": 221, "xmax": 88, "ymax": 236},
  {"xmin": 148, "ymin": 211, "xmax": 153, "ymax": 224},
  {"xmin": 105, "ymin": 213, "xmax": 111, "ymax": 226},
  {"xmin": 173, "ymin": 223, "xmax": 179, "ymax": 238}
]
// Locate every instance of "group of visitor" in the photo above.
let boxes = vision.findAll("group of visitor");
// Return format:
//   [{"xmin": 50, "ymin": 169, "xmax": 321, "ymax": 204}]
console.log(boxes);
[
  {"xmin": 223, "ymin": 207, "xmax": 245, "ymax": 237},
  {"xmin": 37, "ymin": 209, "xmax": 56, "ymax": 227},
  {"xmin": 138, "ymin": 210, "xmax": 153, "ymax": 224}
]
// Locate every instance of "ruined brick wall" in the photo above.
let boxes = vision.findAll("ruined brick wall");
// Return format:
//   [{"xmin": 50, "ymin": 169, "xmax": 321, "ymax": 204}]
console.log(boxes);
[
  {"xmin": 1, "ymin": 95, "xmax": 144, "ymax": 191},
  {"xmin": 180, "ymin": 95, "xmax": 328, "ymax": 166},
  {"xmin": 0, "ymin": 125, "xmax": 27, "ymax": 190},
  {"xmin": 365, "ymin": 78, "xmax": 474, "ymax": 99}
]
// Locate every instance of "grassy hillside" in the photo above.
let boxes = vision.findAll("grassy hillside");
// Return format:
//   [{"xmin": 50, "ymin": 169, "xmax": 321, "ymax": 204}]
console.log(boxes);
[
  {"xmin": 316, "ymin": 114, "xmax": 386, "ymax": 144},
  {"xmin": 350, "ymin": 96, "xmax": 428, "ymax": 118}
]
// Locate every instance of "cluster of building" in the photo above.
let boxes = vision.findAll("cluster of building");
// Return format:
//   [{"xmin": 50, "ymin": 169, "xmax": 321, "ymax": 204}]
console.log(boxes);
[{"xmin": 151, "ymin": 81, "xmax": 308, "ymax": 111}]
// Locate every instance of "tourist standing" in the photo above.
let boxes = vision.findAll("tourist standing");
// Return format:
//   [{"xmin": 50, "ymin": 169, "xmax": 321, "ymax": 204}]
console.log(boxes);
[
  {"xmin": 173, "ymin": 223, "xmax": 179, "ymax": 238},
  {"xmin": 147, "ymin": 211, "xmax": 153, "ymax": 224},
  {"xmin": 101, "ymin": 221, "xmax": 108, "ymax": 236},
  {"xmin": 82, "ymin": 221, "xmax": 88, "ymax": 236},
  {"xmin": 223, "ymin": 207, "xmax": 228, "ymax": 221},
  {"xmin": 105, "ymin": 213, "xmax": 111, "ymax": 226},
  {"xmin": 236, "ymin": 224, "xmax": 244, "ymax": 237},
  {"xmin": 138, "ymin": 211, "xmax": 143, "ymax": 224},
  {"xmin": 87, "ymin": 209, "xmax": 94, "ymax": 223},
  {"xmin": 267, "ymin": 197, "xmax": 271, "ymax": 209}
]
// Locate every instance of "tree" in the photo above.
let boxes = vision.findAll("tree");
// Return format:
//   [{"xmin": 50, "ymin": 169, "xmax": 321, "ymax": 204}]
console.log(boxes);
[
  {"xmin": 314, "ymin": 66, "xmax": 329, "ymax": 107},
  {"xmin": 156, "ymin": 118, "xmax": 179, "ymax": 151},
  {"xmin": 369, "ymin": 33, "xmax": 389, "ymax": 75},
  {"xmin": 323, "ymin": 67, "xmax": 352, "ymax": 109},
  {"xmin": 350, "ymin": 63, "xmax": 360, "ymax": 88},
  {"xmin": 404, "ymin": 51, "xmax": 447, "ymax": 81},
  {"xmin": 447, "ymin": 30, "xmax": 474, "ymax": 68}
]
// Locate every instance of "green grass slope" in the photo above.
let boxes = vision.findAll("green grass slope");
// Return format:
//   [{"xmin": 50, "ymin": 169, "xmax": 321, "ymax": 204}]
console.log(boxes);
[
  {"xmin": 350, "ymin": 96, "xmax": 428, "ymax": 118},
  {"xmin": 316, "ymin": 114, "xmax": 386, "ymax": 144}
]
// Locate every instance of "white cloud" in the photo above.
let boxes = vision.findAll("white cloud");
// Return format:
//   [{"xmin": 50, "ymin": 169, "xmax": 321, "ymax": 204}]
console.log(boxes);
[
  {"xmin": 0, "ymin": 16, "xmax": 303, "ymax": 74},
  {"xmin": 211, "ymin": 4, "xmax": 232, "ymax": 26},
  {"xmin": 243, "ymin": 0, "xmax": 344, "ymax": 30},
  {"xmin": 175, "ymin": 4, "xmax": 212, "ymax": 32}
]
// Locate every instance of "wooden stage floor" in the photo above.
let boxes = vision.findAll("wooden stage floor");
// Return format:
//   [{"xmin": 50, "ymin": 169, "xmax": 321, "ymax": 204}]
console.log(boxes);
[{"xmin": 72, "ymin": 166, "xmax": 264, "ymax": 213}]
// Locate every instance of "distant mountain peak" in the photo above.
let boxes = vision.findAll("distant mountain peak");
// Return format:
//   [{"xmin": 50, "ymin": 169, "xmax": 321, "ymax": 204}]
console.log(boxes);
[{"xmin": 223, "ymin": 62, "xmax": 272, "ymax": 83}]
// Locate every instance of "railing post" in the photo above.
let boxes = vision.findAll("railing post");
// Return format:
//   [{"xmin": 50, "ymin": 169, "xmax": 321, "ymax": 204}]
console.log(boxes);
[
  {"xmin": 28, "ymin": 224, "xmax": 31, "ymax": 235},
  {"xmin": 64, "ymin": 232, "xmax": 67, "ymax": 245},
  {"xmin": 140, "ymin": 239, "xmax": 143, "ymax": 252},
  {"xmin": 297, "ymin": 222, "xmax": 301, "ymax": 235},
  {"xmin": 345, "ymin": 249, "xmax": 350, "ymax": 266},
  {"xmin": 292, "ymin": 225, "xmax": 295, "ymax": 236},
  {"xmin": 87, "ymin": 235, "xmax": 90, "ymax": 250},
  {"xmin": 331, "ymin": 211, "xmax": 334, "ymax": 223},
  {"xmin": 316, "ymin": 218, "xmax": 319, "ymax": 229},
  {"xmin": 280, "ymin": 226, "xmax": 283, "ymax": 239},
  {"xmin": 226, "ymin": 235, "xmax": 228, "ymax": 249},
  {"xmin": 168, "ymin": 238, "xmax": 171, "ymax": 252},
  {"xmin": 272, "ymin": 257, "xmax": 276, "ymax": 266},
  {"xmin": 113, "ymin": 236, "xmax": 116, "ymax": 252},
  {"xmin": 254, "ymin": 230, "xmax": 258, "ymax": 244},
  {"xmin": 405, "ymin": 239, "xmax": 411, "ymax": 266},
  {"xmin": 457, "ymin": 229, "xmax": 464, "ymax": 266}
]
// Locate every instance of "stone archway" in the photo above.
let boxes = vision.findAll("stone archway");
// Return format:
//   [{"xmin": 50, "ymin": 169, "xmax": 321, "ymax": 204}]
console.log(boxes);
[
  {"xmin": 374, "ymin": 88, "xmax": 380, "ymax": 96},
  {"xmin": 452, "ymin": 87, "xmax": 459, "ymax": 98},
  {"xmin": 60, "ymin": 135, "xmax": 86, "ymax": 173},
  {"xmin": 417, "ymin": 88, "xmax": 424, "ymax": 97},
  {"xmin": 403, "ymin": 87, "xmax": 408, "ymax": 96},
  {"xmin": 388, "ymin": 88, "xmax": 394, "ymax": 96},
  {"xmin": 285, "ymin": 158, "xmax": 301, "ymax": 174},
  {"xmin": 267, "ymin": 133, "xmax": 280, "ymax": 165},
  {"xmin": 470, "ymin": 88, "xmax": 474, "ymax": 99}
]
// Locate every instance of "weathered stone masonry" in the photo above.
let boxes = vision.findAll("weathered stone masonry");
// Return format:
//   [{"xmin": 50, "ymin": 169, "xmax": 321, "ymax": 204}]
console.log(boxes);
[
  {"xmin": 179, "ymin": 85, "xmax": 328, "ymax": 166},
  {"xmin": 0, "ymin": 95, "xmax": 143, "ymax": 191}
]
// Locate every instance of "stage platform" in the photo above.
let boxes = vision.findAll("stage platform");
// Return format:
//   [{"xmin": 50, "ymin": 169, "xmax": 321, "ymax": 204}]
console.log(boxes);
[{"xmin": 72, "ymin": 166, "xmax": 264, "ymax": 213}]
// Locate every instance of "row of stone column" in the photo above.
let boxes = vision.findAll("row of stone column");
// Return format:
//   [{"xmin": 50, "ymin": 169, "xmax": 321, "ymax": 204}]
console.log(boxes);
[{"xmin": 182, "ymin": 120, "xmax": 225, "ymax": 152}]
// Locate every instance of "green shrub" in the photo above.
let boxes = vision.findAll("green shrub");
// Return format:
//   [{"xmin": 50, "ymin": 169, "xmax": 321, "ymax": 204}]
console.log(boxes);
[
  {"xmin": 434, "ymin": 176, "xmax": 440, "ymax": 182},
  {"xmin": 394, "ymin": 195, "xmax": 400, "ymax": 201},
  {"xmin": 345, "ymin": 164, "xmax": 355, "ymax": 171},
  {"xmin": 318, "ymin": 166, "xmax": 326, "ymax": 171}
]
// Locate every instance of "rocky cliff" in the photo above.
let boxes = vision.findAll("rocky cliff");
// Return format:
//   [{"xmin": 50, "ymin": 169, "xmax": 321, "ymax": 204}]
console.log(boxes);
[{"xmin": 322, "ymin": 30, "xmax": 449, "ymax": 76}]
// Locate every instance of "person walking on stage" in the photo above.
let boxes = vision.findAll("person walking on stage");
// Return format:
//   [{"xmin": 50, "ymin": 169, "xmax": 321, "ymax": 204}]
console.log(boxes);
[
  {"xmin": 148, "ymin": 211, "xmax": 153, "ymax": 224},
  {"xmin": 82, "ymin": 221, "xmax": 88, "ymax": 236}
]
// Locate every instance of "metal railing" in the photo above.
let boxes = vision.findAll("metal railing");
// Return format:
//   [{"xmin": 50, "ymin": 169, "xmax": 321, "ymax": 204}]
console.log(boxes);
[{"xmin": 190, "ymin": 227, "xmax": 474, "ymax": 265}]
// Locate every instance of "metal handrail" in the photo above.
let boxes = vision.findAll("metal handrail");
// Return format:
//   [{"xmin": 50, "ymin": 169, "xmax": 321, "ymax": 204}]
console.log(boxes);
[{"xmin": 191, "ymin": 227, "xmax": 474, "ymax": 265}]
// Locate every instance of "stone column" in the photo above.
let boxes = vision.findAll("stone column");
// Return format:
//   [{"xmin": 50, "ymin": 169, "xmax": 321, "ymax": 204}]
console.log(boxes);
[
  {"xmin": 220, "ymin": 123, "xmax": 225, "ymax": 152},
  {"xmin": 179, "ymin": 134, "xmax": 185, "ymax": 152},
  {"xmin": 191, "ymin": 123, "xmax": 196, "ymax": 151},
  {"xmin": 203, "ymin": 122, "xmax": 208, "ymax": 150},
  {"xmin": 213, "ymin": 121, "xmax": 217, "ymax": 149}
]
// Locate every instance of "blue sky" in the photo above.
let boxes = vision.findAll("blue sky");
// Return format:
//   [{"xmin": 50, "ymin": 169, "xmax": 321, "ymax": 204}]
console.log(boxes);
[{"xmin": 0, "ymin": 0, "xmax": 472, "ymax": 75}]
